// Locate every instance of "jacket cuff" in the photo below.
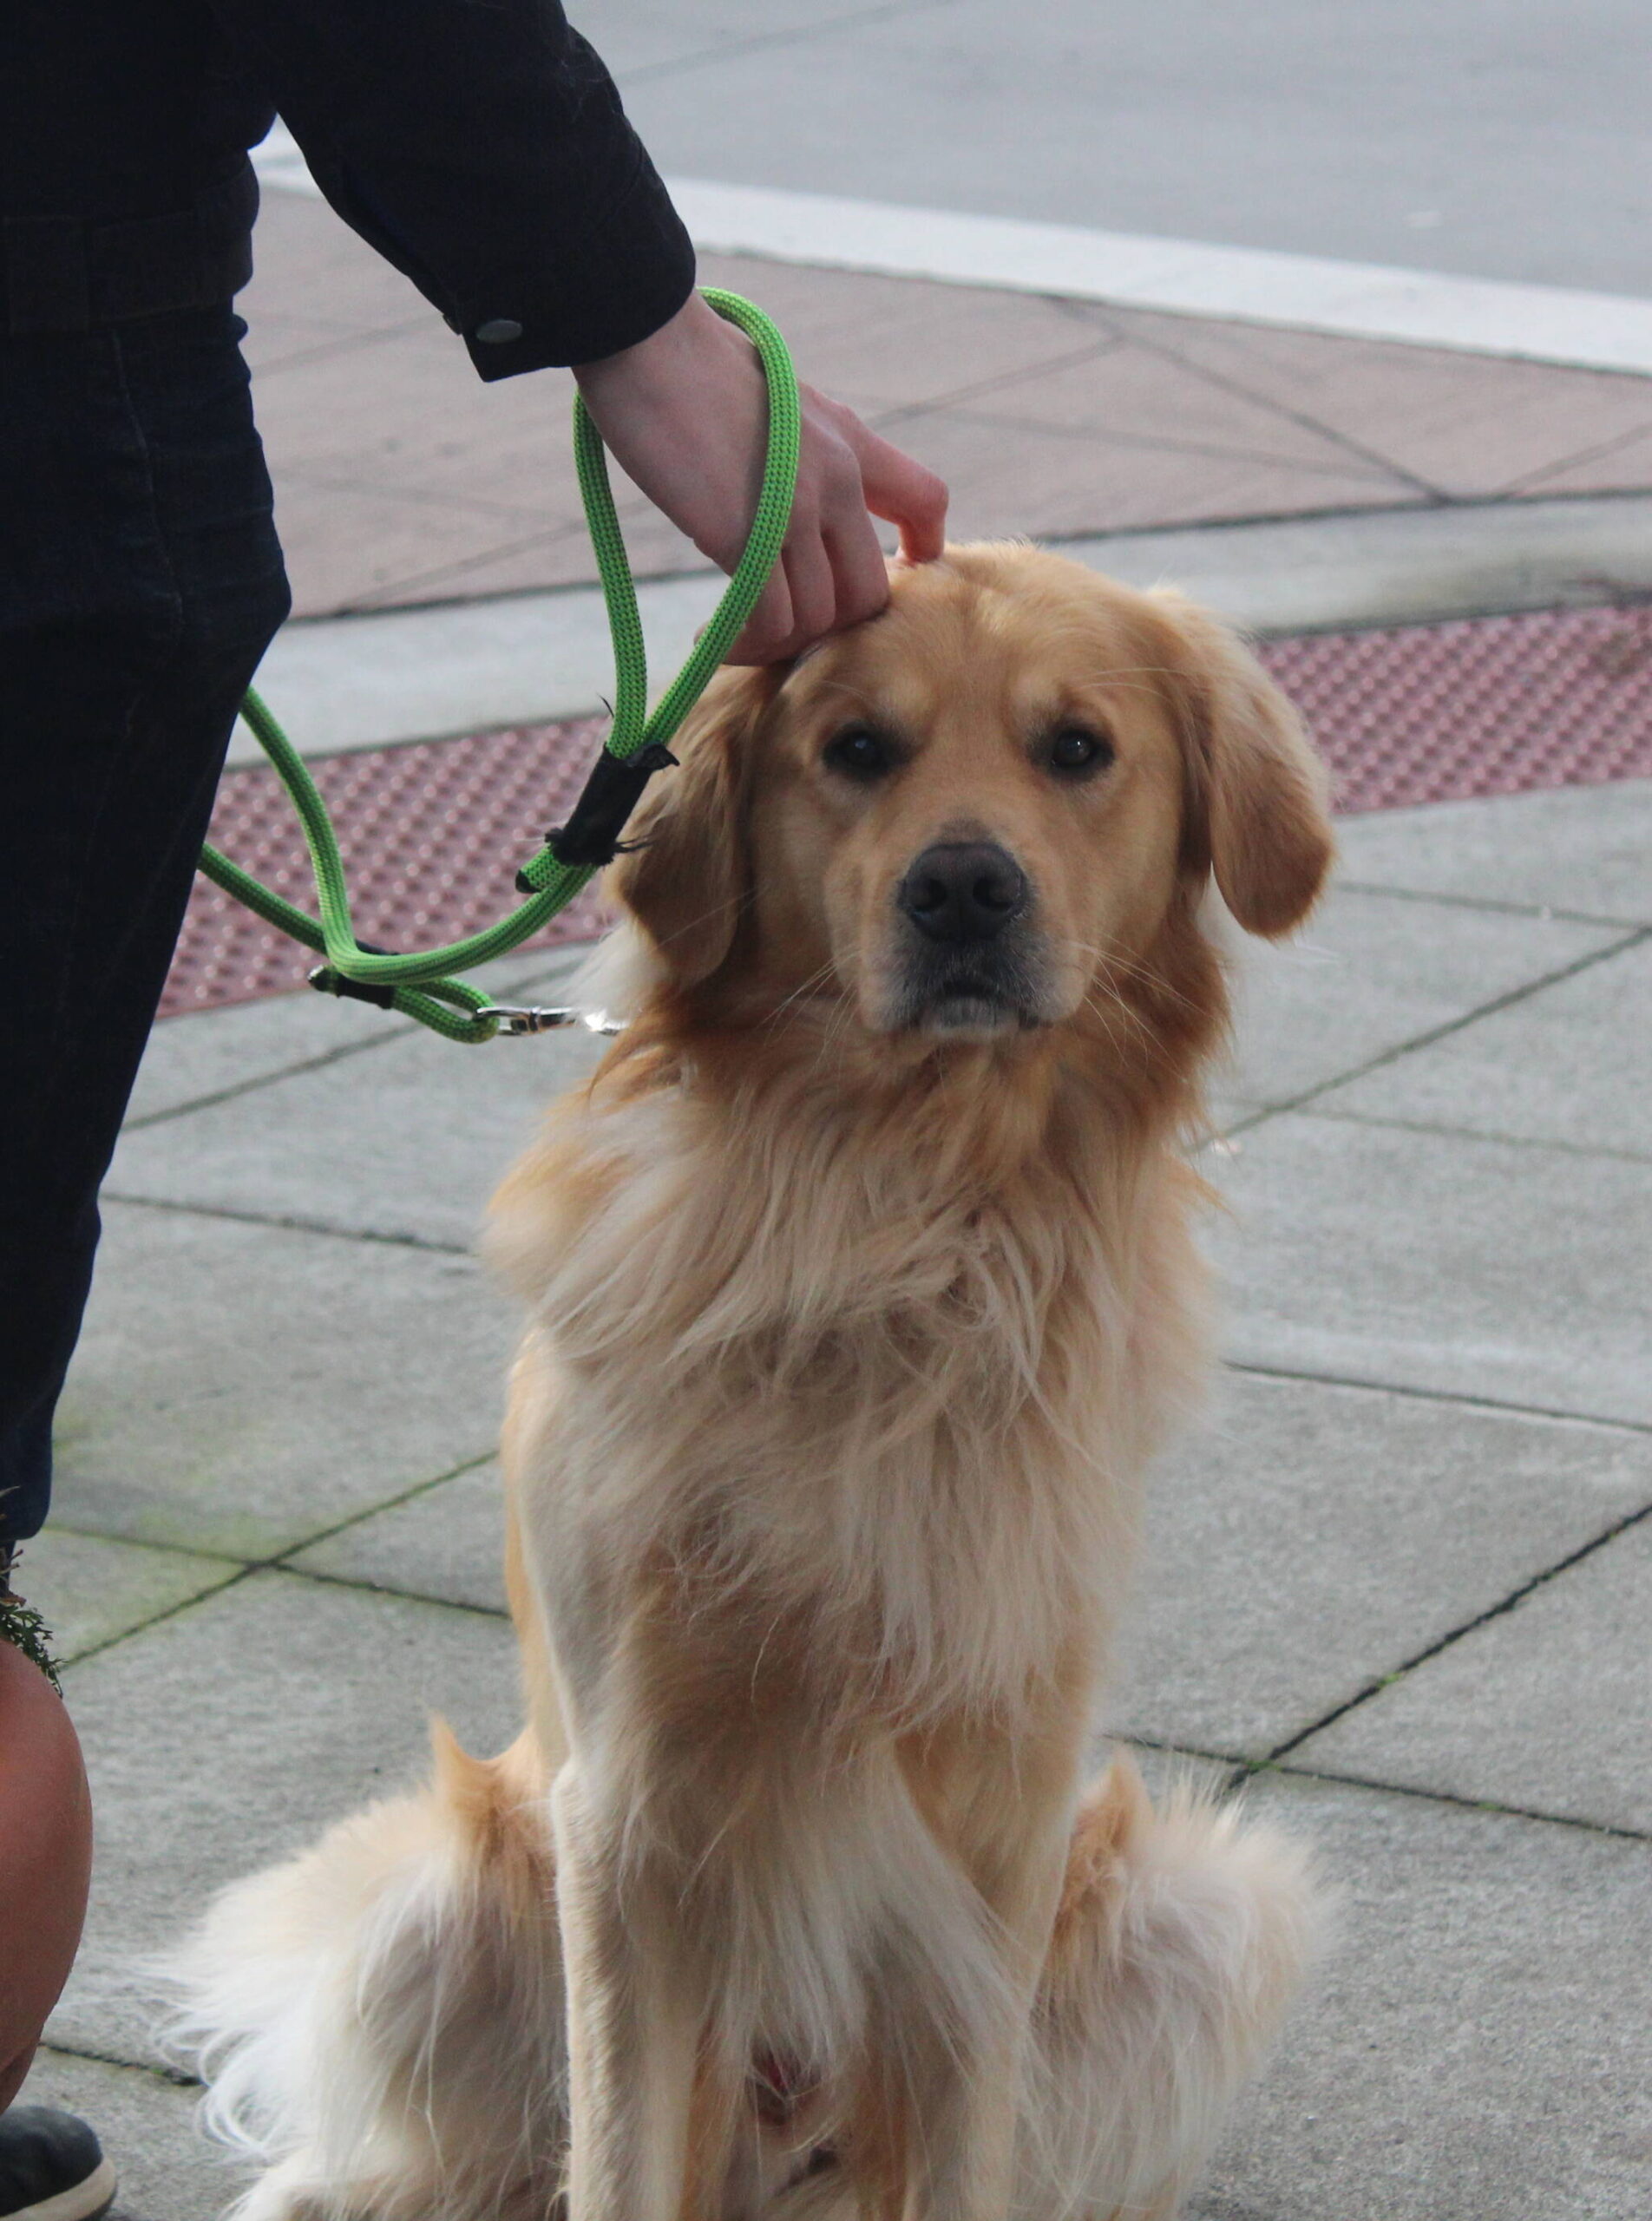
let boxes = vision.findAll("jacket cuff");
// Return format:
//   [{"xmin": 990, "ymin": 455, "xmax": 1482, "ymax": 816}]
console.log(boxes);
[{"xmin": 457, "ymin": 154, "xmax": 697, "ymax": 381}]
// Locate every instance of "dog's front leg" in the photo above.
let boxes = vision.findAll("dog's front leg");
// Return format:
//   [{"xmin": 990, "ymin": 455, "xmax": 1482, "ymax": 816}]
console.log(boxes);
[
  {"xmin": 552, "ymin": 1766, "xmax": 700, "ymax": 2221},
  {"xmin": 888, "ymin": 1710, "xmax": 1089, "ymax": 2221},
  {"xmin": 923, "ymin": 1836, "xmax": 1072, "ymax": 2221}
]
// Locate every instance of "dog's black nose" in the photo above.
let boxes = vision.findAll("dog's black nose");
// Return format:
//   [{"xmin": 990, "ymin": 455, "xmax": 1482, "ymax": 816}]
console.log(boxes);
[{"xmin": 898, "ymin": 842, "xmax": 1027, "ymax": 944}]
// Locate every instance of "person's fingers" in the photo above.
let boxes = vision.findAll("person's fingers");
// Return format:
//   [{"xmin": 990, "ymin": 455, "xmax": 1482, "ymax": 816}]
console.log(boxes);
[
  {"xmin": 819, "ymin": 508, "xmax": 892, "ymax": 633},
  {"xmin": 845, "ymin": 421, "xmax": 949, "ymax": 563},
  {"xmin": 778, "ymin": 530, "xmax": 840, "ymax": 651},
  {"xmin": 724, "ymin": 564, "xmax": 797, "ymax": 667},
  {"xmin": 727, "ymin": 420, "xmax": 876, "ymax": 660}
]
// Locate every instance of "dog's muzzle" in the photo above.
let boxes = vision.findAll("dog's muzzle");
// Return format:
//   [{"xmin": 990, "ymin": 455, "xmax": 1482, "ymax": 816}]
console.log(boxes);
[{"xmin": 892, "ymin": 842, "xmax": 1042, "ymax": 1032}]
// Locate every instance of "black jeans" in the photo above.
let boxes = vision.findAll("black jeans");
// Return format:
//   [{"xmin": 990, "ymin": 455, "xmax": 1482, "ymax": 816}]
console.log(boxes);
[{"xmin": 0, "ymin": 305, "xmax": 290, "ymax": 1545}]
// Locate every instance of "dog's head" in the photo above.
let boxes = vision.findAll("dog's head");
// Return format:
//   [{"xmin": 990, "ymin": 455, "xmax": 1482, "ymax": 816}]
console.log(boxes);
[{"xmin": 610, "ymin": 544, "xmax": 1331, "ymax": 1058}]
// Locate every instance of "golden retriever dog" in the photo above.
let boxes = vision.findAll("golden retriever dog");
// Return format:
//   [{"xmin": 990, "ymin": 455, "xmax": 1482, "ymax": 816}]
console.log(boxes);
[{"xmin": 172, "ymin": 544, "xmax": 1333, "ymax": 2221}]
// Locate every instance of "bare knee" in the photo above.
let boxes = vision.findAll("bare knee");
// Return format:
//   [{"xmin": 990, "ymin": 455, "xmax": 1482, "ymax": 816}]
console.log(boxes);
[{"xmin": 0, "ymin": 1642, "xmax": 92, "ymax": 2110}]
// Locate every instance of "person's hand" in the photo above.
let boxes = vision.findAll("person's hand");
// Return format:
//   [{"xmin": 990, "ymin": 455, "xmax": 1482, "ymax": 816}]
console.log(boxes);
[{"xmin": 574, "ymin": 289, "xmax": 947, "ymax": 664}]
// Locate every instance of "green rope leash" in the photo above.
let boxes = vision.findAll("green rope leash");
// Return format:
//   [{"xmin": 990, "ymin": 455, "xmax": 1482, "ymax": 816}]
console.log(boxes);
[{"xmin": 198, "ymin": 290, "xmax": 801, "ymax": 1044}]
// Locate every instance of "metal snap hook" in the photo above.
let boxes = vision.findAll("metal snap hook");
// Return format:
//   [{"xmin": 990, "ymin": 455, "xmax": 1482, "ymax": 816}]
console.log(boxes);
[{"xmin": 474, "ymin": 1005, "xmax": 625, "ymax": 1038}]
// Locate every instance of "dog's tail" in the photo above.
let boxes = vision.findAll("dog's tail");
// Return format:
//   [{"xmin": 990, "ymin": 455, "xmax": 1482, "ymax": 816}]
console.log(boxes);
[
  {"xmin": 161, "ymin": 1725, "xmax": 567, "ymax": 2221},
  {"xmin": 1017, "ymin": 1750, "xmax": 1327, "ymax": 2221}
]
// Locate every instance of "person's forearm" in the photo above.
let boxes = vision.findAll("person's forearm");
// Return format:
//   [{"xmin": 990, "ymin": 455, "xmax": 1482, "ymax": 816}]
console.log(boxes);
[{"xmin": 207, "ymin": 0, "xmax": 695, "ymax": 373}]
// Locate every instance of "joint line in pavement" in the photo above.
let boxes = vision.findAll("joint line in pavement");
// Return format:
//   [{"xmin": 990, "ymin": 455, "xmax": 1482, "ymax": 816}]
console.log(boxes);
[
  {"xmin": 1223, "ymin": 925, "xmax": 1650, "ymax": 1139},
  {"xmin": 1228, "ymin": 1359, "xmax": 1652, "ymax": 1439}
]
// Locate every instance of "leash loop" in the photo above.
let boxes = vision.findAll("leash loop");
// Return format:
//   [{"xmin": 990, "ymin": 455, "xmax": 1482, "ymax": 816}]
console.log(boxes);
[{"xmin": 198, "ymin": 290, "xmax": 800, "ymax": 1041}]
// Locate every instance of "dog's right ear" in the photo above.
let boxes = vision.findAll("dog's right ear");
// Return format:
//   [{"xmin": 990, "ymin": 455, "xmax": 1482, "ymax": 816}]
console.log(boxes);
[{"xmin": 607, "ymin": 663, "xmax": 783, "ymax": 986}]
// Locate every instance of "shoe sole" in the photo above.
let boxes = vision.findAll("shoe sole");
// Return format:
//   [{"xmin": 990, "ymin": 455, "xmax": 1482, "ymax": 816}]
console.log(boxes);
[{"xmin": 8, "ymin": 2156, "xmax": 117, "ymax": 2221}]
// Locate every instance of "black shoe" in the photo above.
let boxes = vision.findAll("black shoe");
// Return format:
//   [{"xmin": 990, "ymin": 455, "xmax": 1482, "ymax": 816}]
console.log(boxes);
[{"xmin": 0, "ymin": 2108, "xmax": 116, "ymax": 2221}]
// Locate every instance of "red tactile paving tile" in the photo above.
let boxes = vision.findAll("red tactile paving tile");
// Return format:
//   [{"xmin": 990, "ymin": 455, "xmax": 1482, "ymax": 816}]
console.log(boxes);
[
  {"xmin": 1263, "ymin": 601, "xmax": 1652, "ymax": 812},
  {"xmin": 162, "ymin": 600, "xmax": 1652, "ymax": 1020},
  {"xmin": 165, "ymin": 715, "xmax": 613, "ymax": 1019}
]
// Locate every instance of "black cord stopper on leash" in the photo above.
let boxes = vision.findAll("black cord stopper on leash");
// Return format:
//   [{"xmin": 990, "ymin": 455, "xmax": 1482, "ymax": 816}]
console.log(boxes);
[
  {"xmin": 308, "ymin": 937, "xmax": 399, "ymax": 1008},
  {"xmin": 534, "ymin": 743, "xmax": 678, "ymax": 878}
]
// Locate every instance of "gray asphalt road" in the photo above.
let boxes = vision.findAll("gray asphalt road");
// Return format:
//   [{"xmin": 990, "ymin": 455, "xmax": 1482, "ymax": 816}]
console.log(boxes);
[{"xmin": 596, "ymin": 0, "xmax": 1652, "ymax": 295}]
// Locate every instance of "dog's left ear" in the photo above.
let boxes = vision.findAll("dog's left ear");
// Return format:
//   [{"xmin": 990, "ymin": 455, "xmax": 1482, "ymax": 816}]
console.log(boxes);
[
  {"xmin": 607, "ymin": 662, "xmax": 783, "ymax": 986},
  {"xmin": 1150, "ymin": 588, "xmax": 1334, "ymax": 938}
]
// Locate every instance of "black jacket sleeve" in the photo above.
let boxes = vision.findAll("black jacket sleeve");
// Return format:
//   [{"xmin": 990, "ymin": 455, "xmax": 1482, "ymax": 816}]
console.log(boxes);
[{"xmin": 206, "ymin": 0, "xmax": 697, "ymax": 377}]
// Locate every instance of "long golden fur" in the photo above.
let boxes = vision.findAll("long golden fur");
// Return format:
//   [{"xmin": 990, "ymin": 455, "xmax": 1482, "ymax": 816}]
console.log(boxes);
[{"xmin": 171, "ymin": 545, "xmax": 1334, "ymax": 2221}]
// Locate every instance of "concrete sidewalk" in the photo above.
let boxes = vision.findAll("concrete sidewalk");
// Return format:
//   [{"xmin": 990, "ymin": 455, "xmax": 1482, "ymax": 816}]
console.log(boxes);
[
  {"xmin": 17, "ymin": 781, "xmax": 1652, "ymax": 2220},
  {"xmin": 12, "ymin": 187, "xmax": 1652, "ymax": 2221}
]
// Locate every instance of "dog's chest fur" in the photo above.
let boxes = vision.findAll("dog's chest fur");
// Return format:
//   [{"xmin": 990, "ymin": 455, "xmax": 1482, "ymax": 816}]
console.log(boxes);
[{"xmin": 497, "ymin": 1058, "xmax": 1211, "ymax": 1738}]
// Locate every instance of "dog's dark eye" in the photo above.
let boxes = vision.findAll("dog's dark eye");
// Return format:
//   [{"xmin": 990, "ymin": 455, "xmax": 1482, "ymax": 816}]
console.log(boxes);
[
  {"xmin": 823, "ymin": 725, "xmax": 895, "ymax": 781},
  {"xmin": 1046, "ymin": 725, "xmax": 1114, "ymax": 778}
]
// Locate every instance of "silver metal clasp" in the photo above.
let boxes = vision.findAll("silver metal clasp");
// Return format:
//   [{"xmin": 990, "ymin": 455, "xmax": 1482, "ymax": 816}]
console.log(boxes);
[{"xmin": 475, "ymin": 1004, "xmax": 626, "ymax": 1038}]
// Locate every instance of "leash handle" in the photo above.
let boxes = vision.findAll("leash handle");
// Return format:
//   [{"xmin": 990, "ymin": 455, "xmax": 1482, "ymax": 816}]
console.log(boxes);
[
  {"xmin": 200, "ymin": 291, "xmax": 801, "ymax": 1041},
  {"xmin": 519, "ymin": 288, "xmax": 803, "ymax": 881},
  {"xmin": 627, "ymin": 289, "xmax": 805, "ymax": 750}
]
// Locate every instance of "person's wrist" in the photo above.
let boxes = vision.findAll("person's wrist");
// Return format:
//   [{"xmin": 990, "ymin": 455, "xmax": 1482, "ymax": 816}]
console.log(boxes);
[{"xmin": 573, "ymin": 290, "xmax": 731, "ymax": 404}]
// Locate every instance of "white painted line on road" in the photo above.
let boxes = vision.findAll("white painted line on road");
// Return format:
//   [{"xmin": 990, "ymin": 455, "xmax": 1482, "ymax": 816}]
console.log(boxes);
[
  {"xmin": 252, "ymin": 127, "xmax": 1652, "ymax": 377},
  {"xmin": 667, "ymin": 177, "xmax": 1652, "ymax": 379},
  {"xmin": 239, "ymin": 495, "xmax": 1652, "ymax": 764}
]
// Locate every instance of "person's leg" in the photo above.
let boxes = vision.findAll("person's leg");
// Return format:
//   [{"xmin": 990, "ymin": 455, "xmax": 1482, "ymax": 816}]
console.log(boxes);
[
  {"xmin": 0, "ymin": 1631, "xmax": 90, "ymax": 2109},
  {"xmin": 0, "ymin": 305, "xmax": 291, "ymax": 1548},
  {"xmin": 0, "ymin": 302, "xmax": 290, "ymax": 2137}
]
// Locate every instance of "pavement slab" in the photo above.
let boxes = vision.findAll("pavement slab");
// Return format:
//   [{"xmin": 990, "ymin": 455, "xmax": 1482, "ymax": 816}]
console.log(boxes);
[
  {"xmin": 288, "ymin": 1458, "xmax": 509, "ymax": 1616},
  {"xmin": 929, "ymin": 337, "xmax": 1416, "ymax": 482},
  {"xmin": 1521, "ymin": 421, "xmax": 1652, "ymax": 498},
  {"xmin": 16, "ymin": 2046, "xmax": 244, "ymax": 2221},
  {"xmin": 345, "ymin": 490, "xmax": 707, "ymax": 612},
  {"xmin": 51, "ymin": 1202, "xmax": 515, "ymax": 1558},
  {"xmin": 129, "ymin": 953, "xmax": 581, "ymax": 1126},
  {"xmin": 255, "ymin": 328, "xmax": 586, "ymax": 518},
  {"xmin": 697, "ymin": 259, "xmax": 1123, "ymax": 421},
  {"xmin": 125, "ymin": 978, "xmax": 397, "ymax": 1126},
  {"xmin": 48, "ymin": 1569, "xmax": 521, "ymax": 2070},
  {"xmin": 108, "ymin": 1011, "xmax": 606, "ymax": 1254},
  {"xmin": 1314, "ymin": 929, "xmax": 1652, "ymax": 1157},
  {"xmin": 240, "ymin": 308, "xmax": 422, "ymax": 382},
  {"xmin": 1335, "ymin": 777, "xmax": 1652, "ymax": 922},
  {"xmin": 9, "ymin": 1528, "xmax": 239, "ymax": 1668},
  {"xmin": 242, "ymin": 192, "xmax": 432, "ymax": 339},
  {"xmin": 1220, "ymin": 885, "xmax": 1624, "ymax": 1110},
  {"xmin": 1117, "ymin": 1368, "xmax": 1652, "ymax": 1760},
  {"xmin": 1209, "ymin": 1111, "xmax": 1652, "ymax": 1427},
  {"xmin": 329, "ymin": 519, "xmax": 631, "ymax": 608},
  {"xmin": 1289, "ymin": 1514, "xmax": 1652, "ymax": 1837},
  {"xmin": 881, "ymin": 402, "xmax": 1416, "ymax": 544},
  {"xmin": 1124, "ymin": 309, "xmax": 1652, "ymax": 498},
  {"xmin": 259, "ymin": 477, "xmax": 580, "ymax": 619},
  {"xmin": 1184, "ymin": 1772, "xmax": 1652, "ymax": 2221}
]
